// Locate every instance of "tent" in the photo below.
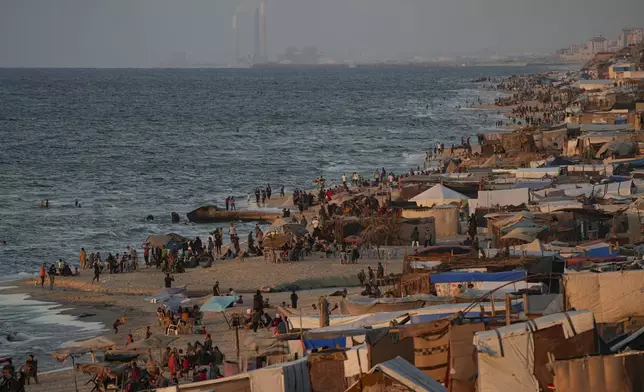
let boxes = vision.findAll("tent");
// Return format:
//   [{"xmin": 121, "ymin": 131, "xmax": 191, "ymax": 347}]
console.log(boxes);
[
  {"xmin": 514, "ymin": 238, "xmax": 547, "ymax": 252},
  {"xmin": 481, "ymin": 155, "xmax": 504, "ymax": 168},
  {"xmin": 410, "ymin": 184, "xmax": 469, "ymax": 207},
  {"xmin": 474, "ymin": 310, "xmax": 595, "ymax": 392},
  {"xmin": 262, "ymin": 233, "xmax": 292, "ymax": 249},
  {"xmin": 553, "ymin": 352, "xmax": 644, "ymax": 392},
  {"xmin": 595, "ymin": 141, "xmax": 636, "ymax": 158},
  {"xmin": 144, "ymin": 233, "xmax": 189, "ymax": 248},
  {"xmin": 345, "ymin": 357, "xmax": 446, "ymax": 392},
  {"xmin": 201, "ymin": 296, "xmax": 238, "ymax": 312},
  {"xmin": 501, "ymin": 227, "xmax": 546, "ymax": 243},
  {"xmin": 563, "ymin": 270, "xmax": 644, "ymax": 323},
  {"xmin": 249, "ymin": 357, "xmax": 311, "ymax": 392}
]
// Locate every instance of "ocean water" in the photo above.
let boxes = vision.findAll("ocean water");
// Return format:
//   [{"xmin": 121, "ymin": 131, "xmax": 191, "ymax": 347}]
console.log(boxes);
[
  {"xmin": 0, "ymin": 66, "xmax": 550, "ymax": 368},
  {"xmin": 0, "ymin": 287, "xmax": 106, "ymax": 371},
  {"xmin": 0, "ymin": 66, "xmax": 549, "ymax": 278}
]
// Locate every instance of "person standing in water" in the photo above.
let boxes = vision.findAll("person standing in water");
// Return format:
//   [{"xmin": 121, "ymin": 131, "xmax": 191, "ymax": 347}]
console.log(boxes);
[{"xmin": 39, "ymin": 263, "xmax": 46, "ymax": 288}]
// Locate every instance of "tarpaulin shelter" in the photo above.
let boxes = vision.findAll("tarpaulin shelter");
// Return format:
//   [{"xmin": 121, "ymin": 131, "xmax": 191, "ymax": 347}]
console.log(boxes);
[
  {"xmin": 501, "ymin": 227, "xmax": 547, "ymax": 243},
  {"xmin": 595, "ymin": 141, "xmax": 636, "ymax": 158},
  {"xmin": 144, "ymin": 233, "xmax": 190, "ymax": 248},
  {"xmin": 201, "ymin": 296, "xmax": 238, "ymax": 312},
  {"xmin": 345, "ymin": 357, "xmax": 447, "ymax": 392},
  {"xmin": 563, "ymin": 270, "xmax": 644, "ymax": 324},
  {"xmin": 410, "ymin": 184, "xmax": 469, "ymax": 208},
  {"xmin": 473, "ymin": 310, "xmax": 595, "ymax": 392},
  {"xmin": 340, "ymin": 296, "xmax": 427, "ymax": 315},
  {"xmin": 249, "ymin": 357, "xmax": 311, "ymax": 392},
  {"xmin": 262, "ymin": 233, "xmax": 292, "ymax": 249},
  {"xmin": 553, "ymin": 352, "xmax": 644, "ymax": 392}
]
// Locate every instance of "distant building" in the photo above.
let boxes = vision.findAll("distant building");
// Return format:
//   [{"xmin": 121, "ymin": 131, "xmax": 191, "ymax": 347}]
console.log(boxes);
[
  {"xmin": 587, "ymin": 36, "xmax": 608, "ymax": 54},
  {"xmin": 609, "ymin": 63, "xmax": 635, "ymax": 79},
  {"xmin": 629, "ymin": 29, "xmax": 644, "ymax": 45}
]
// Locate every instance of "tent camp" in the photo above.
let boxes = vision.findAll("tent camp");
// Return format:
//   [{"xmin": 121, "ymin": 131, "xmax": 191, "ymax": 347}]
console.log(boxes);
[
  {"xmin": 409, "ymin": 184, "xmax": 469, "ymax": 207},
  {"xmin": 156, "ymin": 357, "xmax": 310, "ymax": 392},
  {"xmin": 474, "ymin": 310, "xmax": 595, "ymax": 392},
  {"xmin": 345, "ymin": 357, "xmax": 446, "ymax": 392},
  {"xmin": 563, "ymin": 270, "xmax": 644, "ymax": 323}
]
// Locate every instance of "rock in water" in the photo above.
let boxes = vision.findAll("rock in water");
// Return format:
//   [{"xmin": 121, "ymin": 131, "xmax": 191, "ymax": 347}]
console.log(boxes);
[{"xmin": 146, "ymin": 215, "xmax": 154, "ymax": 221}]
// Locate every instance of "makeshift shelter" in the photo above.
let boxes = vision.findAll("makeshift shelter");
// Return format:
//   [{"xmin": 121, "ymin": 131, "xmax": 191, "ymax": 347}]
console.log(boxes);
[
  {"xmin": 345, "ymin": 357, "xmax": 446, "ymax": 392},
  {"xmin": 481, "ymin": 155, "xmax": 503, "ymax": 168},
  {"xmin": 144, "ymin": 233, "xmax": 189, "ymax": 248},
  {"xmin": 410, "ymin": 184, "xmax": 469, "ymax": 208},
  {"xmin": 563, "ymin": 270, "xmax": 644, "ymax": 324},
  {"xmin": 501, "ymin": 227, "xmax": 546, "ymax": 243},
  {"xmin": 262, "ymin": 233, "xmax": 292, "ymax": 249},
  {"xmin": 595, "ymin": 141, "xmax": 636, "ymax": 158},
  {"xmin": 340, "ymin": 296, "xmax": 427, "ymax": 315},
  {"xmin": 514, "ymin": 238, "xmax": 547, "ymax": 252},
  {"xmin": 553, "ymin": 352, "xmax": 644, "ymax": 392},
  {"xmin": 474, "ymin": 310, "xmax": 596, "ymax": 392},
  {"xmin": 448, "ymin": 323, "xmax": 485, "ymax": 392},
  {"xmin": 249, "ymin": 357, "xmax": 311, "ymax": 392}
]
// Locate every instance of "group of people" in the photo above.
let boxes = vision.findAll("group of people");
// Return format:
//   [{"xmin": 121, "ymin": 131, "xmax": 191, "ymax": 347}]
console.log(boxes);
[
  {"xmin": 251, "ymin": 184, "xmax": 275, "ymax": 206},
  {"xmin": 0, "ymin": 355, "xmax": 38, "ymax": 392}
]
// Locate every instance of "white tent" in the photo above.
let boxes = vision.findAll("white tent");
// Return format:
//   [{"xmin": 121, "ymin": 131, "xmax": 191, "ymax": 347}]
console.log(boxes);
[
  {"xmin": 410, "ymin": 184, "xmax": 469, "ymax": 207},
  {"xmin": 473, "ymin": 310, "xmax": 595, "ymax": 392},
  {"xmin": 346, "ymin": 357, "xmax": 447, "ymax": 392},
  {"xmin": 251, "ymin": 357, "xmax": 311, "ymax": 392}
]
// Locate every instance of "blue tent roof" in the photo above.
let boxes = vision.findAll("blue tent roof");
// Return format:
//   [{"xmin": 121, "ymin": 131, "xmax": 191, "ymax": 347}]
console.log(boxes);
[
  {"xmin": 575, "ymin": 247, "xmax": 619, "ymax": 258},
  {"xmin": 201, "ymin": 296, "xmax": 238, "ymax": 312},
  {"xmin": 430, "ymin": 270, "xmax": 526, "ymax": 284}
]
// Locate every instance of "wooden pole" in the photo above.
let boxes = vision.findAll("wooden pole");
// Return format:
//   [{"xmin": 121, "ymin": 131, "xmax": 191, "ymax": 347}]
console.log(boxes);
[
  {"xmin": 505, "ymin": 293, "xmax": 511, "ymax": 326},
  {"xmin": 522, "ymin": 294, "xmax": 529, "ymax": 316},
  {"xmin": 235, "ymin": 326, "xmax": 240, "ymax": 362},
  {"xmin": 72, "ymin": 356, "xmax": 79, "ymax": 392},
  {"xmin": 490, "ymin": 294, "xmax": 496, "ymax": 318}
]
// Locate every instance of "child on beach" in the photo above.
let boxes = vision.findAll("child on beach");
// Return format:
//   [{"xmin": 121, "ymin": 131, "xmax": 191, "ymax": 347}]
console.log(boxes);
[{"xmin": 113, "ymin": 319, "xmax": 121, "ymax": 334}]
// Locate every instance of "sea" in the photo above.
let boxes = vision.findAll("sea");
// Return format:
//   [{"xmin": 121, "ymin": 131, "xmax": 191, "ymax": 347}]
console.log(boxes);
[{"xmin": 0, "ymin": 65, "xmax": 556, "ymax": 369}]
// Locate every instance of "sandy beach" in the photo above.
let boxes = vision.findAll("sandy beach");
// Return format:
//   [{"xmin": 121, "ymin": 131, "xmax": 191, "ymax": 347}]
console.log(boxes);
[{"xmin": 7, "ymin": 251, "xmax": 401, "ymax": 391}]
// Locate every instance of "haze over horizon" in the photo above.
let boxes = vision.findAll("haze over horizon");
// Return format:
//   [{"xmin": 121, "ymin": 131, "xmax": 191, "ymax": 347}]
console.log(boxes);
[{"xmin": 1, "ymin": 0, "xmax": 643, "ymax": 67}]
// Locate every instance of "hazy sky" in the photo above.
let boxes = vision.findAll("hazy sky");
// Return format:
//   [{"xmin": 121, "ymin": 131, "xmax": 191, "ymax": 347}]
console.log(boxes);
[{"xmin": 1, "ymin": 0, "xmax": 643, "ymax": 67}]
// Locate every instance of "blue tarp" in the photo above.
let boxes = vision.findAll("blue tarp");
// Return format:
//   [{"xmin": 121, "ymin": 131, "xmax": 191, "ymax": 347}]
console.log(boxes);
[
  {"xmin": 575, "ymin": 247, "xmax": 619, "ymax": 258},
  {"xmin": 430, "ymin": 271, "xmax": 526, "ymax": 284},
  {"xmin": 303, "ymin": 337, "xmax": 346, "ymax": 351},
  {"xmin": 201, "ymin": 296, "xmax": 238, "ymax": 312}
]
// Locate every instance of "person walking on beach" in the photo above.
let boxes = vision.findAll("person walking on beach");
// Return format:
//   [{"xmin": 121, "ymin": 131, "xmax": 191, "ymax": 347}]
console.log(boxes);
[
  {"xmin": 48, "ymin": 264, "xmax": 56, "ymax": 290},
  {"xmin": 230, "ymin": 197, "xmax": 236, "ymax": 210},
  {"xmin": 261, "ymin": 189, "xmax": 266, "ymax": 205},
  {"xmin": 80, "ymin": 248, "xmax": 86, "ymax": 269},
  {"xmin": 266, "ymin": 184, "xmax": 272, "ymax": 199},
  {"xmin": 280, "ymin": 186, "xmax": 285, "ymax": 198},
  {"xmin": 225, "ymin": 197, "xmax": 230, "ymax": 211},
  {"xmin": 367, "ymin": 266, "xmax": 375, "ymax": 284},
  {"xmin": 213, "ymin": 281, "xmax": 220, "ymax": 296},
  {"xmin": 39, "ymin": 263, "xmax": 46, "ymax": 288},
  {"xmin": 113, "ymin": 319, "xmax": 121, "ymax": 334},
  {"xmin": 290, "ymin": 290, "xmax": 298, "ymax": 309},
  {"xmin": 143, "ymin": 243, "xmax": 150, "ymax": 267},
  {"xmin": 92, "ymin": 261, "xmax": 101, "ymax": 284},
  {"xmin": 164, "ymin": 273, "xmax": 174, "ymax": 288},
  {"xmin": 255, "ymin": 188, "xmax": 260, "ymax": 205},
  {"xmin": 377, "ymin": 262, "xmax": 384, "ymax": 279},
  {"xmin": 358, "ymin": 269, "xmax": 366, "ymax": 286}
]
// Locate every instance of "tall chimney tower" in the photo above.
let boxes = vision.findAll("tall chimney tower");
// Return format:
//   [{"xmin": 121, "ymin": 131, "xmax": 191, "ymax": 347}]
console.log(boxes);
[
  {"xmin": 233, "ymin": 13, "xmax": 239, "ymax": 63},
  {"xmin": 259, "ymin": 0, "xmax": 266, "ymax": 60},
  {"xmin": 253, "ymin": 6, "xmax": 260, "ymax": 61}
]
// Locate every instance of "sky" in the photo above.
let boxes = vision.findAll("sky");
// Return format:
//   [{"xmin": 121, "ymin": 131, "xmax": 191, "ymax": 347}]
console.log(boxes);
[{"xmin": 0, "ymin": 0, "xmax": 643, "ymax": 67}]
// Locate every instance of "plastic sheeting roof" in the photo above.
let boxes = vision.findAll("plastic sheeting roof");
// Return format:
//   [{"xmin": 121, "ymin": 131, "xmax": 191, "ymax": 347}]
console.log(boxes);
[{"xmin": 347, "ymin": 357, "xmax": 447, "ymax": 392}]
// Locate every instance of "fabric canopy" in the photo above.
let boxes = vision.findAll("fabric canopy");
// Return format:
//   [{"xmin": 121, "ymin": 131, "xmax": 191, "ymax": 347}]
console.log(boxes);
[
  {"xmin": 410, "ymin": 184, "xmax": 469, "ymax": 207},
  {"xmin": 52, "ymin": 336, "xmax": 116, "ymax": 360},
  {"xmin": 430, "ymin": 271, "xmax": 526, "ymax": 284},
  {"xmin": 201, "ymin": 296, "xmax": 238, "ymax": 312},
  {"xmin": 346, "ymin": 357, "xmax": 446, "ymax": 392}
]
